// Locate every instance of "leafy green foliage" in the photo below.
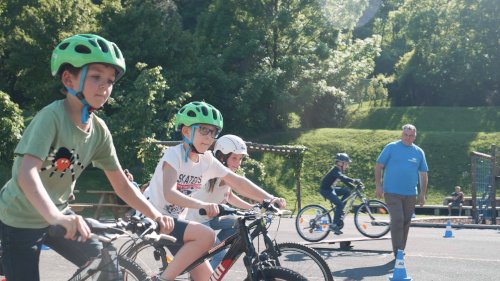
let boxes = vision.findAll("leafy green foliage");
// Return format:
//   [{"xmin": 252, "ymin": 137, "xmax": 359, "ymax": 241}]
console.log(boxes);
[
  {"xmin": 103, "ymin": 64, "xmax": 190, "ymax": 182},
  {"xmin": 192, "ymin": 0, "xmax": 382, "ymax": 133},
  {"xmin": 240, "ymin": 157, "xmax": 266, "ymax": 187},
  {"xmin": 0, "ymin": 0, "xmax": 101, "ymax": 110},
  {"xmin": 0, "ymin": 91, "xmax": 24, "ymax": 163},
  {"xmin": 377, "ymin": 0, "xmax": 500, "ymax": 106},
  {"xmin": 136, "ymin": 138, "xmax": 167, "ymax": 181}
]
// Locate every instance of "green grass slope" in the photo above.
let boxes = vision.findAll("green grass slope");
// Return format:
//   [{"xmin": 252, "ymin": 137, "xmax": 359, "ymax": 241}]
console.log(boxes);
[{"xmin": 256, "ymin": 128, "xmax": 499, "ymax": 209}]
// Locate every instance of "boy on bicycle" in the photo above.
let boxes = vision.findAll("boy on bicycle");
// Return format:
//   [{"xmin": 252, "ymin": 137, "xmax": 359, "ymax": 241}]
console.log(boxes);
[
  {"xmin": 0, "ymin": 34, "xmax": 196, "ymax": 281},
  {"xmin": 319, "ymin": 153, "xmax": 359, "ymax": 235}
]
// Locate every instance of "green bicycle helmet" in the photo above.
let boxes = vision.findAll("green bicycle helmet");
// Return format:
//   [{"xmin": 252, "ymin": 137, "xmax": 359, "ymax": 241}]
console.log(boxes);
[
  {"xmin": 175, "ymin": 101, "xmax": 224, "ymax": 131},
  {"xmin": 51, "ymin": 34, "xmax": 126, "ymax": 80}
]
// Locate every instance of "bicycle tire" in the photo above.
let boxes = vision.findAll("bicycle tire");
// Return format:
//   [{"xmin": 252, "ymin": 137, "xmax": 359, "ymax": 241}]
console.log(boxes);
[
  {"xmin": 125, "ymin": 240, "xmax": 170, "ymax": 277},
  {"xmin": 269, "ymin": 242, "xmax": 333, "ymax": 281},
  {"xmin": 254, "ymin": 266, "xmax": 308, "ymax": 281},
  {"xmin": 86, "ymin": 256, "xmax": 149, "ymax": 281},
  {"xmin": 354, "ymin": 199, "xmax": 391, "ymax": 238},
  {"xmin": 295, "ymin": 205, "xmax": 331, "ymax": 242},
  {"xmin": 119, "ymin": 256, "xmax": 150, "ymax": 281}
]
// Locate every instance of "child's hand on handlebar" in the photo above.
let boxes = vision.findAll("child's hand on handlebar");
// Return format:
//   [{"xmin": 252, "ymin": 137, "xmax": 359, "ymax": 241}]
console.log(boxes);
[
  {"xmin": 55, "ymin": 214, "xmax": 91, "ymax": 241},
  {"xmin": 200, "ymin": 203, "xmax": 220, "ymax": 218},
  {"xmin": 270, "ymin": 197, "xmax": 286, "ymax": 209},
  {"xmin": 155, "ymin": 215, "xmax": 175, "ymax": 235}
]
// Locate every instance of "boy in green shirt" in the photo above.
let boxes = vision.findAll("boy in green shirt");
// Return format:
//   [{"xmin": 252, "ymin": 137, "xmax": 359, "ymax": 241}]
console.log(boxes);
[{"xmin": 0, "ymin": 34, "xmax": 214, "ymax": 281}]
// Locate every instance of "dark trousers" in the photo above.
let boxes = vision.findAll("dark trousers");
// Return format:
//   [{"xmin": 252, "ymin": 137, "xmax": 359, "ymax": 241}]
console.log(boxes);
[
  {"xmin": 0, "ymin": 218, "xmax": 102, "ymax": 281},
  {"xmin": 384, "ymin": 193, "xmax": 416, "ymax": 256},
  {"xmin": 320, "ymin": 188, "xmax": 351, "ymax": 224}
]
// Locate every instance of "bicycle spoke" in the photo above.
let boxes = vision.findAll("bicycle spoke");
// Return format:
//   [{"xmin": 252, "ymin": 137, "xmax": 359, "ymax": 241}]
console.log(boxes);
[
  {"xmin": 295, "ymin": 205, "xmax": 331, "ymax": 242},
  {"xmin": 354, "ymin": 200, "xmax": 391, "ymax": 238}
]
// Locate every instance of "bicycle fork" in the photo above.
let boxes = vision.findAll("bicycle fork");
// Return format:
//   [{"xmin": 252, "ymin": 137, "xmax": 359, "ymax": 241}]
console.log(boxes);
[{"xmin": 68, "ymin": 245, "xmax": 122, "ymax": 281}]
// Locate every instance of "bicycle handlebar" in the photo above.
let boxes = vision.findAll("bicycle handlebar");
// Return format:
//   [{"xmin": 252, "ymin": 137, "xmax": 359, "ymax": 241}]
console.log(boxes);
[
  {"xmin": 48, "ymin": 216, "xmax": 176, "ymax": 243},
  {"xmin": 198, "ymin": 200, "xmax": 282, "ymax": 217},
  {"xmin": 48, "ymin": 218, "xmax": 116, "ymax": 243}
]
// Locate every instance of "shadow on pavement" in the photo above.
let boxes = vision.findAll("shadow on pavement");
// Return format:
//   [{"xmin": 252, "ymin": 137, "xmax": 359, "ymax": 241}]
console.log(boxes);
[
  {"xmin": 333, "ymin": 259, "xmax": 394, "ymax": 280},
  {"xmin": 313, "ymin": 248, "xmax": 393, "ymax": 259}
]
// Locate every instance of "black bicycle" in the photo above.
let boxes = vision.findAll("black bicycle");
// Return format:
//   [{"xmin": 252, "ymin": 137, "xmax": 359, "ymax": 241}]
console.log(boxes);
[
  {"xmin": 296, "ymin": 181, "xmax": 391, "ymax": 242},
  {"xmin": 40, "ymin": 217, "xmax": 175, "ymax": 280},
  {"xmin": 123, "ymin": 201, "xmax": 322, "ymax": 280}
]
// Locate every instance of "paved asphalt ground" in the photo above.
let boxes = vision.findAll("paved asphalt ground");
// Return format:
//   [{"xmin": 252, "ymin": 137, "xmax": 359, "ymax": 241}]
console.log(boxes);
[{"xmin": 32, "ymin": 216, "xmax": 500, "ymax": 280}]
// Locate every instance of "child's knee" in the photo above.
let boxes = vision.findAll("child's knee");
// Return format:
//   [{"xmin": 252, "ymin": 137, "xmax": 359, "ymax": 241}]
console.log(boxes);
[{"xmin": 189, "ymin": 223, "xmax": 216, "ymax": 247}]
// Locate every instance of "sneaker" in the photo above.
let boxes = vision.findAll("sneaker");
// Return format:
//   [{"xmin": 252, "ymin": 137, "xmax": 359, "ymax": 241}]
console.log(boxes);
[{"xmin": 329, "ymin": 223, "xmax": 343, "ymax": 235}]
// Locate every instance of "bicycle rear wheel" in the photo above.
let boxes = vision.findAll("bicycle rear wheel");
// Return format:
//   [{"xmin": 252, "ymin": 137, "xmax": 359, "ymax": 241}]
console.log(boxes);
[
  {"xmin": 354, "ymin": 200, "xmax": 391, "ymax": 238},
  {"xmin": 295, "ymin": 205, "xmax": 331, "ymax": 242},
  {"xmin": 270, "ymin": 242, "xmax": 333, "ymax": 281}
]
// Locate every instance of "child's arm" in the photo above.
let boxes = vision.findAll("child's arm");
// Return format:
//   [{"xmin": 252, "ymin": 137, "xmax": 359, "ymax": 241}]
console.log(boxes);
[
  {"xmin": 18, "ymin": 154, "xmax": 90, "ymax": 240},
  {"xmin": 228, "ymin": 191, "xmax": 254, "ymax": 210},
  {"xmin": 222, "ymin": 171, "xmax": 286, "ymax": 208},
  {"xmin": 337, "ymin": 171, "xmax": 356, "ymax": 187}
]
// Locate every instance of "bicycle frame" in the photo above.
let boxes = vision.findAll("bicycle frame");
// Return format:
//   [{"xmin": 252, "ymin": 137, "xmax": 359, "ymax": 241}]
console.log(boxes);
[
  {"xmin": 180, "ymin": 214, "xmax": 266, "ymax": 281},
  {"xmin": 68, "ymin": 241, "xmax": 122, "ymax": 281},
  {"xmin": 324, "ymin": 187, "xmax": 363, "ymax": 214},
  {"xmin": 320, "ymin": 185, "xmax": 381, "ymax": 223}
]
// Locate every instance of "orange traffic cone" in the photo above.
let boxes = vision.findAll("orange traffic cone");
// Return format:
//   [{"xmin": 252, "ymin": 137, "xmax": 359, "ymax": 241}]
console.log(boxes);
[
  {"xmin": 443, "ymin": 219, "xmax": 454, "ymax": 238},
  {"xmin": 389, "ymin": 249, "xmax": 412, "ymax": 281}
]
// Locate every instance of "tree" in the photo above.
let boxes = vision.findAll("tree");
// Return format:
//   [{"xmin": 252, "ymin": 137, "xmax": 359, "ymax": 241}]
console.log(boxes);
[
  {"xmin": 193, "ymin": 0, "xmax": 381, "ymax": 132},
  {"xmin": 0, "ymin": 91, "xmax": 24, "ymax": 167},
  {"xmin": 103, "ymin": 63, "xmax": 190, "ymax": 179},
  {"xmin": 0, "ymin": 0, "xmax": 100, "ymax": 110},
  {"xmin": 381, "ymin": 0, "xmax": 500, "ymax": 106},
  {"xmin": 99, "ymin": 0, "xmax": 198, "ymax": 98}
]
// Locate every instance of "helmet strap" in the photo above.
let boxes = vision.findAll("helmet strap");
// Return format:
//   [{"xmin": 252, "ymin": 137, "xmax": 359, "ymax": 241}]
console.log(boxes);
[
  {"xmin": 221, "ymin": 154, "xmax": 229, "ymax": 166},
  {"xmin": 182, "ymin": 126, "xmax": 202, "ymax": 162},
  {"xmin": 64, "ymin": 66, "xmax": 95, "ymax": 124}
]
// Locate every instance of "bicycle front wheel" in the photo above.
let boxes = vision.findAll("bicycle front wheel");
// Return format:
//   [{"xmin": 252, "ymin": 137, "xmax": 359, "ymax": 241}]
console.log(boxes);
[
  {"xmin": 354, "ymin": 200, "xmax": 391, "ymax": 238},
  {"xmin": 254, "ymin": 266, "xmax": 308, "ymax": 281},
  {"xmin": 89, "ymin": 256, "xmax": 149, "ymax": 281},
  {"xmin": 295, "ymin": 205, "xmax": 331, "ymax": 242},
  {"xmin": 270, "ymin": 242, "xmax": 333, "ymax": 281},
  {"xmin": 119, "ymin": 256, "xmax": 150, "ymax": 280},
  {"xmin": 125, "ymin": 240, "xmax": 170, "ymax": 277}
]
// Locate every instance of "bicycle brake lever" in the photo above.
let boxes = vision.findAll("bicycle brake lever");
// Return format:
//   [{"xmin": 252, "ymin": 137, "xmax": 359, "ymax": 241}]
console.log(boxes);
[{"xmin": 144, "ymin": 232, "xmax": 177, "ymax": 243}]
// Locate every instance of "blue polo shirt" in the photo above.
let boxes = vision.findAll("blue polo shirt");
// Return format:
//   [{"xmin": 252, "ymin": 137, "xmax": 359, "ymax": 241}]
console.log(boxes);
[{"xmin": 376, "ymin": 140, "xmax": 428, "ymax": 196}]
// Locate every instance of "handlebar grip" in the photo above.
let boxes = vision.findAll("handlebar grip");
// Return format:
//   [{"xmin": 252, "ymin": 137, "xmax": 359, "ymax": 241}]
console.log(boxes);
[
  {"xmin": 48, "ymin": 225, "xmax": 66, "ymax": 238},
  {"xmin": 262, "ymin": 199, "xmax": 280, "ymax": 210},
  {"xmin": 199, "ymin": 204, "xmax": 236, "ymax": 216}
]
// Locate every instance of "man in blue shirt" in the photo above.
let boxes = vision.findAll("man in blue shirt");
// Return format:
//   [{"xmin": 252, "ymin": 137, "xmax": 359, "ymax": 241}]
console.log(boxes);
[{"xmin": 375, "ymin": 124, "xmax": 428, "ymax": 257}]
